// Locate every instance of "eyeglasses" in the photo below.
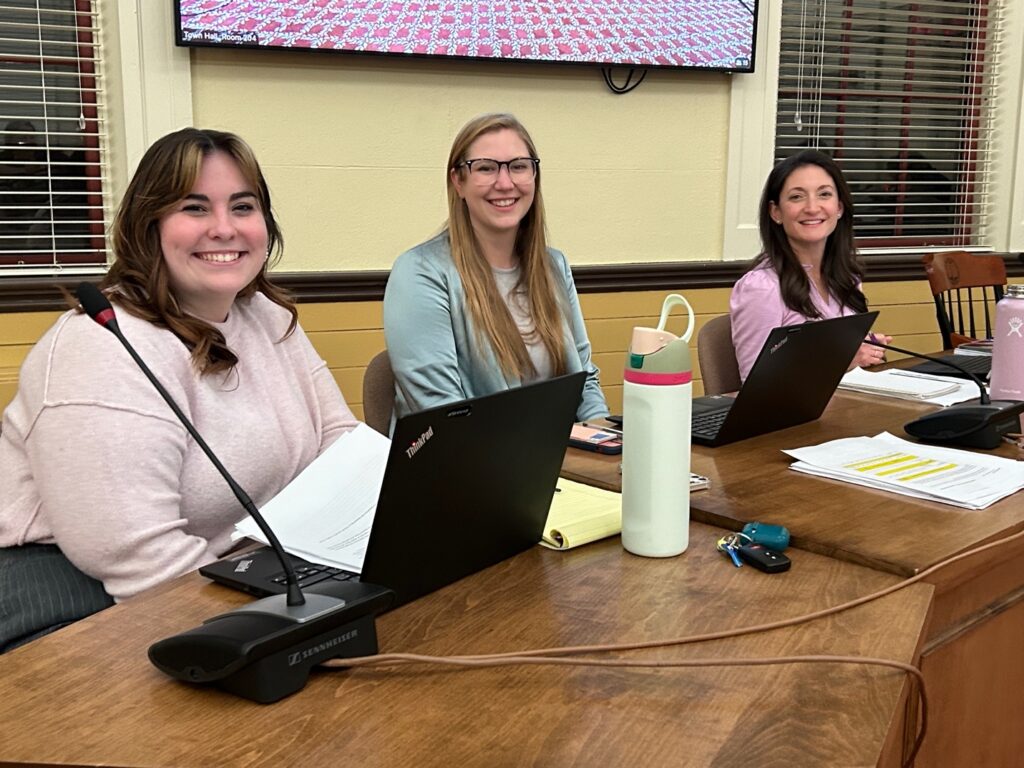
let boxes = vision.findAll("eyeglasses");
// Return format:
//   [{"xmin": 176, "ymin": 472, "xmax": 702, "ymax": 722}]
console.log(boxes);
[{"xmin": 457, "ymin": 157, "xmax": 540, "ymax": 183}]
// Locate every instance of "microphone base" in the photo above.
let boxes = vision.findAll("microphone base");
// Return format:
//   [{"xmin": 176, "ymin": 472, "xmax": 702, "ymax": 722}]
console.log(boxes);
[
  {"xmin": 148, "ymin": 580, "xmax": 394, "ymax": 703},
  {"xmin": 904, "ymin": 400, "xmax": 1024, "ymax": 450}
]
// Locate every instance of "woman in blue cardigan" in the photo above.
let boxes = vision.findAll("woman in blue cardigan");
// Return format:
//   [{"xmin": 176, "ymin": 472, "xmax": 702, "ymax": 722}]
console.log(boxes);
[{"xmin": 383, "ymin": 113, "xmax": 609, "ymax": 422}]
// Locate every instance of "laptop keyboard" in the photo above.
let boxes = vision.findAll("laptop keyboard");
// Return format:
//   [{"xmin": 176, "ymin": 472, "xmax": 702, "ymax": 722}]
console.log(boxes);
[
  {"xmin": 270, "ymin": 562, "xmax": 356, "ymax": 587},
  {"xmin": 907, "ymin": 355, "xmax": 991, "ymax": 379},
  {"xmin": 692, "ymin": 409, "xmax": 730, "ymax": 439}
]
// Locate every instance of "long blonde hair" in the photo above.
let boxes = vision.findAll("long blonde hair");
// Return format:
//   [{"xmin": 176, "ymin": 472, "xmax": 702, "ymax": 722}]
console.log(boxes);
[
  {"xmin": 101, "ymin": 128, "xmax": 295, "ymax": 376},
  {"xmin": 446, "ymin": 113, "xmax": 567, "ymax": 379}
]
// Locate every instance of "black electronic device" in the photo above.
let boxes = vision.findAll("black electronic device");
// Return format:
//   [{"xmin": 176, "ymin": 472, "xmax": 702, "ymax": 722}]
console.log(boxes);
[
  {"xmin": 172, "ymin": 2, "xmax": 758, "ymax": 73},
  {"xmin": 902, "ymin": 402, "xmax": 1024, "ymax": 450},
  {"xmin": 863, "ymin": 338, "xmax": 1024, "ymax": 450},
  {"xmin": 75, "ymin": 282, "xmax": 394, "ymax": 703},
  {"xmin": 201, "ymin": 371, "xmax": 586, "ymax": 608},
  {"xmin": 907, "ymin": 354, "xmax": 991, "ymax": 380},
  {"xmin": 736, "ymin": 543, "xmax": 791, "ymax": 574},
  {"xmin": 692, "ymin": 312, "xmax": 879, "ymax": 447}
]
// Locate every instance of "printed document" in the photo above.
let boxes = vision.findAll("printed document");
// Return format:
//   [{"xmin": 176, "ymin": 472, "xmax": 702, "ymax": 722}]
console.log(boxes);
[
  {"xmin": 783, "ymin": 432, "xmax": 1024, "ymax": 510},
  {"xmin": 233, "ymin": 423, "xmax": 390, "ymax": 571}
]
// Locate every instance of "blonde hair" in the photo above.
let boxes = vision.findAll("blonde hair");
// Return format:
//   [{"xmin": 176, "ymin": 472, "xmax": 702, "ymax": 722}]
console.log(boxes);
[
  {"xmin": 101, "ymin": 128, "xmax": 295, "ymax": 376},
  {"xmin": 445, "ymin": 113, "xmax": 567, "ymax": 379}
]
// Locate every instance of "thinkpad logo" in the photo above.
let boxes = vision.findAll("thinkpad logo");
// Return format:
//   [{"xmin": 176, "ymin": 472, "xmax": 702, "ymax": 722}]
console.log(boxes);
[{"xmin": 405, "ymin": 426, "xmax": 434, "ymax": 458}]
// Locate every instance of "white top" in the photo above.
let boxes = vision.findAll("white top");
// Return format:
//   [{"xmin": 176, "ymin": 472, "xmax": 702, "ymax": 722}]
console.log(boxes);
[
  {"xmin": 492, "ymin": 264, "xmax": 554, "ymax": 381},
  {"xmin": 0, "ymin": 292, "xmax": 359, "ymax": 601}
]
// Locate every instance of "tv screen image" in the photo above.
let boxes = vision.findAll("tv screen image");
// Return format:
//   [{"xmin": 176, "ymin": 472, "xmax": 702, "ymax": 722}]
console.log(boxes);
[{"xmin": 176, "ymin": 1, "xmax": 756, "ymax": 72}]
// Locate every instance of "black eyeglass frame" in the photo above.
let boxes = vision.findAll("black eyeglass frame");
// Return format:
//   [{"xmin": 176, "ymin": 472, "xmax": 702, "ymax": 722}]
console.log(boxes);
[{"xmin": 456, "ymin": 157, "xmax": 541, "ymax": 177}]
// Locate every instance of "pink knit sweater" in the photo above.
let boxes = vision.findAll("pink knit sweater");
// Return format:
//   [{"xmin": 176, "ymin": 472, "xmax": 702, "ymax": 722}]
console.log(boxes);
[{"xmin": 0, "ymin": 293, "xmax": 358, "ymax": 601}]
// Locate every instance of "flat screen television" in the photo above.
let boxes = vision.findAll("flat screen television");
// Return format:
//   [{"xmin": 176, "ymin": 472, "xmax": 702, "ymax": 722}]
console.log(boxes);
[{"xmin": 174, "ymin": 1, "xmax": 757, "ymax": 73}]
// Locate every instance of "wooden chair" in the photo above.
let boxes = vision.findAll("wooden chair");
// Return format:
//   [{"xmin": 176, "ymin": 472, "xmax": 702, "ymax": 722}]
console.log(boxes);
[
  {"xmin": 697, "ymin": 314, "xmax": 741, "ymax": 396},
  {"xmin": 921, "ymin": 251, "xmax": 1006, "ymax": 350},
  {"xmin": 361, "ymin": 350, "xmax": 394, "ymax": 435}
]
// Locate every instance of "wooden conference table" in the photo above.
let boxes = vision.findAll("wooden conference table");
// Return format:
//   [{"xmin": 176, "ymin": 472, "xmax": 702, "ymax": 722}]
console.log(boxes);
[
  {"xmin": 0, "ymin": 519, "xmax": 930, "ymax": 767},
  {"xmin": 564, "ymin": 391, "xmax": 1024, "ymax": 767}
]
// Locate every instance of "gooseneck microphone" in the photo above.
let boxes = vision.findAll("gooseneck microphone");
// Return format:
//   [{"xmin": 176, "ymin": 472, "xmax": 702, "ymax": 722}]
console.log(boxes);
[
  {"xmin": 864, "ymin": 337, "xmax": 1024, "ymax": 449},
  {"xmin": 75, "ymin": 282, "xmax": 393, "ymax": 702}
]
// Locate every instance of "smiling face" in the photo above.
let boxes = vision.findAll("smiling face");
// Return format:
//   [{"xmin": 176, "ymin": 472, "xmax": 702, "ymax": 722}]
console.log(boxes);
[
  {"xmin": 450, "ymin": 128, "xmax": 536, "ymax": 251},
  {"xmin": 769, "ymin": 163, "xmax": 844, "ymax": 260},
  {"xmin": 158, "ymin": 150, "xmax": 268, "ymax": 322}
]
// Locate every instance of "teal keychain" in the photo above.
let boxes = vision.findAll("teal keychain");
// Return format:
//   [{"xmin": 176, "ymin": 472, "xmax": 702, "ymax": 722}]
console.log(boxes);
[{"xmin": 741, "ymin": 522, "xmax": 790, "ymax": 552}]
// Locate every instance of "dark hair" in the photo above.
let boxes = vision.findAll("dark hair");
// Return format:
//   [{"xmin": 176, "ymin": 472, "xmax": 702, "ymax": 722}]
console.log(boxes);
[
  {"xmin": 100, "ymin": 127, "xmax": 296, "ymax": 375},
  {"xmin": 755, "ymin": 149, "xmax": 867, "ymax": 318}
]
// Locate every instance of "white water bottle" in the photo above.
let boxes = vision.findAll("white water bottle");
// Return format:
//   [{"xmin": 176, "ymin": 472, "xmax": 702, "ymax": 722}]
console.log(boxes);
[
  {"xmin": 621, "ymin": 294, "xmax": 694, "ymax": 558},
  {"xmin": 989, "ymin": 284, "xmax": 1024, "ymax": 428}
]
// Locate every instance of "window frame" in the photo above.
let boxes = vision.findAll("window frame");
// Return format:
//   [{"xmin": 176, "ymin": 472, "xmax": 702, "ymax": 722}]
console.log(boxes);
[
  {"xmin": 0, "ymin": 0, "xmax": 192, "ymax": 277},
  {"xmin": 723, "ymin": 0, "xmax": 1024, "ymax": 261}
]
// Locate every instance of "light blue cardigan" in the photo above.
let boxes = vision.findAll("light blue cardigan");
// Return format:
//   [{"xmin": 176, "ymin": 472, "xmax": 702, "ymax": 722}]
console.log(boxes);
[{"xmin": 383, "ymin": 232, "xmax": 609, "ymax": 422}]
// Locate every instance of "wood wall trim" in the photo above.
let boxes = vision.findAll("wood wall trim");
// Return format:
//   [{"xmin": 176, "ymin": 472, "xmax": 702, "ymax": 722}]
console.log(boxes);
[{"xmin": 3, "ymin": 253, "xmax": 1022, "ymax": 312}]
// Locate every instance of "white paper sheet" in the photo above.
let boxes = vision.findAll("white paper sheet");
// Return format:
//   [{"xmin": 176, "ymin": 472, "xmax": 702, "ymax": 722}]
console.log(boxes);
[
  {"xmin": 783, "ymin": 432, "xmax": 1024, "ymax": 510},
  {"xmin": 233, "ymin": 423, "xmax": 391, "ymax": 571}
]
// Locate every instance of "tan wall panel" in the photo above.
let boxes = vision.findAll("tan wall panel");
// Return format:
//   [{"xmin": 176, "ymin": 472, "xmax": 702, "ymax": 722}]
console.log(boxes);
[
  {"xmin": 306, "ymin": 329, "xmax": 386, "ymax": 369},
  {"xmin": 297, "ymin": 302, "xmax": 383, "ymax": 332}
]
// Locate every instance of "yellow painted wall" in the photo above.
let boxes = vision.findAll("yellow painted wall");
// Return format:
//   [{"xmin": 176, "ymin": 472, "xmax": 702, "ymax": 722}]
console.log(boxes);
[
  {"xmin": 189, "ymin": 50, "xmax": 730, "ymax": 272},
  {"xmin": 0, "ymin": 281, "xmax": 962, "ymax": 416}
]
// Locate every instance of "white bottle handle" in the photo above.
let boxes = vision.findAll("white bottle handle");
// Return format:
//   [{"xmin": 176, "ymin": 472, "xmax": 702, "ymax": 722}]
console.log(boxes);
[{"xmin": 656, "ymin": 294, "xmax": 695, "ymax": 342}]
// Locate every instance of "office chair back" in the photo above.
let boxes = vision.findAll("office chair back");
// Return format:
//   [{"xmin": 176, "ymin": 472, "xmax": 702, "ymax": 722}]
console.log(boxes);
[
  {"xmin": 922, "ymin": 250, "xmax": 1006, "ymax": 349},
  {"xmin": 697, "ymin": 314, "xmax": 741, "ymax": 395},
  {"xmin": 362, "ymin": 350, "xmax": 394, "ymax": 435}
]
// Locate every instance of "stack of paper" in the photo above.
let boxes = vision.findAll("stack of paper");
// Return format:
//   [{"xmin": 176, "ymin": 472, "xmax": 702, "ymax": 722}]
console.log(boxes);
[
  {"xmin": 839, "ymin": 367, "xmax": 960, "ymax": 400},
  {"xmin": 839, "ymin": 368, "xmax": 983, "ymax": 409},
  {"xmin": 233, "ymin": 423, "xmax": 390, "ymax": 571},
  {"xmin": 783, "ymin": 432, "xmax": 1024, "ymax": 510}
]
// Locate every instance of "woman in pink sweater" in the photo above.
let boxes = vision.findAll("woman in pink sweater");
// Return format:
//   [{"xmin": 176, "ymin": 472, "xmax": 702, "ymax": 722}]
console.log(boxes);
[
  {"xmin": 0, "ymin": 129, "xmax": 358, "ymax": 650},
  {"xmin": 730, "ymin": 150, "xmax": 890, "ymax": 382}
]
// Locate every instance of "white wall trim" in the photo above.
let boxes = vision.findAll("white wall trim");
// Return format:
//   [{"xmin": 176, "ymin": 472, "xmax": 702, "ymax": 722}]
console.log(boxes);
[
  {"xmin": 721, "ymin": 0, "xmax": 781, "ymax": 262},
  {"xmin": 1002, "ymin": 1, "xmax": 1024, "ymax": 253},
  {"xmin": 113, "ymin": 0, "xmax": 192, "ymax": 177}
]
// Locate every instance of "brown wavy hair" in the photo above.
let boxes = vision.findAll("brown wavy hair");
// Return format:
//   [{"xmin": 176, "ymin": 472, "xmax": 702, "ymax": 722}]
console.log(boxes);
[
  {"xmin": 446, "ymin": 113, "xmax": 567, "ymax": 379},
  {"xmin": 99, "ymin": 127, "xmax": 295, "ymax": 375},
  {"xmin": 755, "ymin": 149, "xmax": 867, "ymax": 318}
]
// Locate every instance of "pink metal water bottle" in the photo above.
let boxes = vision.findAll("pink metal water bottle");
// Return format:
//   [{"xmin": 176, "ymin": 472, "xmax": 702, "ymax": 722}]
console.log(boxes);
[{"xmin": 989, "ymin": 285, "xmax": 1024, "ymax": 428}]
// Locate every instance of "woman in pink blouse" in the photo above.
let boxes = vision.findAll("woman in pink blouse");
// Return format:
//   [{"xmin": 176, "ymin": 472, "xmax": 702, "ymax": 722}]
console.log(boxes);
[{"xmin": 730, "ymin": 150, "xmax": 890, "ymax": 381}]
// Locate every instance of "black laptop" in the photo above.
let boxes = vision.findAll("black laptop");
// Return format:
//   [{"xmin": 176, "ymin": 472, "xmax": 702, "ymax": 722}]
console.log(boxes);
[
  {"xmin": 692, "ymin": 311, "xmax": 879, "ymax": 446},
  {"xmin": 907, "ymin": 354, "xmax": 991, "ymax": 380},
  {"xmin": 201, "ymin": 371, "xmax": 585, "ymax": 608}
]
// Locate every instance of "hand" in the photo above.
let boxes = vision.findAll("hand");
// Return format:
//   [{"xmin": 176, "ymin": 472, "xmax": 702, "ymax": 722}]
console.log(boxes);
[{"xmin": 850, "ymin": 332, "xmax": 891, "ymax": 369}]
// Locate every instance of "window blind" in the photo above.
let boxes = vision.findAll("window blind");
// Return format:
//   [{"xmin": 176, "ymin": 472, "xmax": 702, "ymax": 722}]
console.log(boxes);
[
  {"xmin": 775, "ymin": 0, "xmax": 1002, "ymax": 250},
  {"xmin": 0, "ymin": 0, "xmax": 106, "ymax": 271}
]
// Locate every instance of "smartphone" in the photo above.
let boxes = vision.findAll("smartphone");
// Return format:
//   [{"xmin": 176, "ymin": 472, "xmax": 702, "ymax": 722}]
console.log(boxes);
[{"xmin": 569, "ymin": 424, "xmax": 623, "ymax": 454}]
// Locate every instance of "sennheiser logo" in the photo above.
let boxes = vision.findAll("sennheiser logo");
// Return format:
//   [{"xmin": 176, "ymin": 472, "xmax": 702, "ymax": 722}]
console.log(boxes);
[
  {"xmin": 1008, "ymin": 317, "xmax": 1023, "ymax": 337},
  {"xmin": 287, "ymin": 629, "xmax": 359, "ymax": 666},
  {"xmin": 405, "ymin": 426, "xmax": 434, "ymax": 458},
  {"xmin": 770, "ymin": 337, "xmax": 788, "ymax": 354},
  {"xmin": 233, "ymin": 559, "xmax": 253, "ymax": 573}
]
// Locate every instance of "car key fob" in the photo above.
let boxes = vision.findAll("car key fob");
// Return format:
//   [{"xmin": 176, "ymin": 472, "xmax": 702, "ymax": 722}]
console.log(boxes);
[{"xmin": 736, "ymin": 543, "xmax": 791, "ymax": 573}]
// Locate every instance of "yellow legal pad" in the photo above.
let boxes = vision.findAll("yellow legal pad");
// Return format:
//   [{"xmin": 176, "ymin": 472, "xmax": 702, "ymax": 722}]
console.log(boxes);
[{"xmin": 541, "ymin": 479, "xmax": 622, "ymax": 550}]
